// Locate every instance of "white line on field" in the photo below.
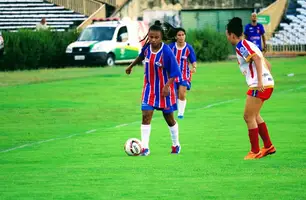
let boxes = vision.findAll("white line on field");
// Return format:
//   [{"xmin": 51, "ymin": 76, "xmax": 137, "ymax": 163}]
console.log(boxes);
[
  {"xmin": 199, "ymin": 99, "xmax": 239, "ymax": 109},
  {"xmin": 85, "ymin": 129, "xmax": 97, "ymax": 134},
  {"xmin": 115, "ymin": 124, "xmax": 128, "ymax": 128},
  {"xmin": 0, "ymin": 99, "xmax": 234, "ymax": 153},
  {"xmin": 1, "ymin": 85, "xmax": 305, "ymax": 154},
  {"xmin": 65, "ymin": 134, "xmax": 77, "ymax": 138}
]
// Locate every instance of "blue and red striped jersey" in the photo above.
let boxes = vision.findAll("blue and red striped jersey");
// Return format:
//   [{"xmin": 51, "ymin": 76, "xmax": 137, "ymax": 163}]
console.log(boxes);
[
  {"xmin": 244, "ymin": 23, "xmax": 265, "ymax": 51},
  {"xmin": 139, "ymin": 43, "xmax": 181, "ymax": 108},
  {"xmin": 168, "ymin": 42, "xmax": 196, "ymax": 83}
]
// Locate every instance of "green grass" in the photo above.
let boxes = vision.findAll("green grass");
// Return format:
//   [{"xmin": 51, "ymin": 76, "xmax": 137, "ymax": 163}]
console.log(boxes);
[{"xmin": 0, "ymin": 57, "xmax": 306, "ymax": 200}]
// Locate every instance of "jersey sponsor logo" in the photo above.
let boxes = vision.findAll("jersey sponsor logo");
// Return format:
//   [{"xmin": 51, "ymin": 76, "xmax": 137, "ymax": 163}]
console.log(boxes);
[
  {"xmin": 250, "ymin": 36, "xmax": 260, "ymax": 40},
  {"xmin": 155, "ymin": 62, "xmax": 162, "ymax": 66},
  {"xmin": 240, "ymin": 46, "xmax": 249, "ymax": 57},
  {"xmin": 155, "ymin": 62, "xmax": 164, "ymax": 68},
  {"xmin": 182, "ymin": 56, "xmax": 187, "ymax": 60}
]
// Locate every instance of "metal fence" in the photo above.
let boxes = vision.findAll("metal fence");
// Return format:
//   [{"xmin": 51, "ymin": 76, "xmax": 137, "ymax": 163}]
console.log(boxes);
[
  {"xmin": 161, "ymin": 0, "xmax": 276, "ymax": 9},
  {"xmin": 266, "ymin": 31, "xmax": 306, "ymax": 54}
]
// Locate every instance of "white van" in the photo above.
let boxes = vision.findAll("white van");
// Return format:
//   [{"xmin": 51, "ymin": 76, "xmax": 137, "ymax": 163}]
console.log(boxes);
[{"xmin": 66, "ymin": 18, "xmax": 148, "ymax": 66}]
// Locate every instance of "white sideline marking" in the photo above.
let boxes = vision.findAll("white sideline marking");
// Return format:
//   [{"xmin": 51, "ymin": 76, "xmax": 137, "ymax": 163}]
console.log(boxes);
[
  {"xmin": 115, "ymin": 124, "xmax": 128, "ymax": 128},
  {"xmin": 297, "ymin": 85, "xmax": 306, "ymax": 90},
  {"xmin": 65, "ymin": 134, "xmax": 77, "ymax": 138},
  {"xmin": 0, "ymin": 99, "xmax": 234, "ymax": 153},
  {"xmin": 199, "ymin": 99, "xmax": 239, "ymax": 109},
  {"xmin": 85, "ymin": 129, "xmax": 97, "ymax": 134},
  {"xmin": 1, "ymin": 85, "xmax": 305, "ymax": 154}
]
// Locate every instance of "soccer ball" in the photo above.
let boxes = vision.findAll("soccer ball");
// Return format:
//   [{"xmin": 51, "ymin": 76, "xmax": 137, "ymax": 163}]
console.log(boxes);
[{"xmin": 124, "ymin": 138, "xmax": 143, "ymax": 156}]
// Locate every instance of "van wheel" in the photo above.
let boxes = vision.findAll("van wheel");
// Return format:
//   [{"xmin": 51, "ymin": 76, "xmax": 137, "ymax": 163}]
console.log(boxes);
[{"xmin": 106, "ymin": 54, "xmax": 115, "ymax": 66}]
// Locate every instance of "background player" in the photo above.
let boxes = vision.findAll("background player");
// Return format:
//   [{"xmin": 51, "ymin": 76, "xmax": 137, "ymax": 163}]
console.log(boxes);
[
  {"xmin": 244, "ymin": 13, "xmax": 267, "ymax": 52},
  {"xmin": 226, "ymin": 17, "xmax": 276, "ymax": 160},
  {"xmin": 125, "ymin": 21, "xmax": 182, "ymax": 156},
  {"xmin": 168, "ymin": 28, "xmax": 197, "ymax": 119}
]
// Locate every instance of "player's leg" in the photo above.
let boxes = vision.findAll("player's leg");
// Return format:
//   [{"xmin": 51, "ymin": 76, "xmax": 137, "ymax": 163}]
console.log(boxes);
[
  {"xmin": 177, "ymin": 83, "xmax": 187, "ymax": 119},
  {"xmin": 163, "ymin": 109, "xmax": 181, "ymax": 154},
  {"xmin": 256, "ymin": 114, "xmax": 276, "ymax": 157},
  {"xmin": 140, "ymin": 104, "xmax": 154, "ymax": 156},
  {"xmin": 243, "ymin": 94, "xmax": 264, "ymax": 160}
]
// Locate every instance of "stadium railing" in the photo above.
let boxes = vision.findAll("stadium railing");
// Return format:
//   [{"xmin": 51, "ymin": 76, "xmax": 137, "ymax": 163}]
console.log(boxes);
[
  {"xmin": 266, "ymin": 30, "xmax": 306, "ymax": 56},
  {"xmin": 267, "ymin": 45, "xmax": 306, "ymax": 56},
  {"xmin": 47, "ymin": 0, "xmax": 110, "ymax": 16},
  {"xmin": 77, "ymin": 4, "xmax": 106, "ymax": 30}
]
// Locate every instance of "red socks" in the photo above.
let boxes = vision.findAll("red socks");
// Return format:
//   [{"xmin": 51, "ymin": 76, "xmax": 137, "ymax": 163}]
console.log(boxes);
[
  {"xmin": 248, "ymin": 128, "xmax": 260, "ymax": 153},
  {"xmin": 248, "ymin": 123, "xmax": 273, "ymax": 153},
  {"xmin": 258, "ymin": 122, "xmax": 272, "ymax": 148}
]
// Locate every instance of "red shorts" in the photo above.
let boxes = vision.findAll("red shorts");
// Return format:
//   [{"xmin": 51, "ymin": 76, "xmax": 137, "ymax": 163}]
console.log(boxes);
[{"xmin": 247, "ymin": 88, "xmax": 274, "ymax": 101}]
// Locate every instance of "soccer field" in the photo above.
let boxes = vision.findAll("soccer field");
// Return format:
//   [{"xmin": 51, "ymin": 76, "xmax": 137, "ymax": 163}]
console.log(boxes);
[{"xmin": 1, "ymin": 57, "xmax": 305, "ymax": 199}]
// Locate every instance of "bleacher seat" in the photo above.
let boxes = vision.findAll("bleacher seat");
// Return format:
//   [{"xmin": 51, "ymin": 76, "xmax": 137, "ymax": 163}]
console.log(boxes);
[
  {"xmin": 268, "ymin": 0, "xmax": 306, "ymax": 45},
  {"xmin": 0, "ymin": 0, "xmax": 87, "ymax": 31}
]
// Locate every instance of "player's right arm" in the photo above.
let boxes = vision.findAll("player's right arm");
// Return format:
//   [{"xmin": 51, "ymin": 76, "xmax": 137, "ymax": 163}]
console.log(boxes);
[
  {"xmin": 243, "ymin": 24, "xmax": 249, "ymax": 40},
  {"xmin": 238, "ymin": 40, "xmax": 264, "ymax": 91},
  {"xmin": 264, "ymin": 57, "xmax": 271, "ymax": 72},
  {"xmin": 126, "ymin": 56, "xmax": 144, "ymax": 75},
  {"xmin": 251, "ymin": 54, "xmax": 264, "ymax": 92},
  {"xmin": 126, "ymin": 45, "xmax": 147, "ymax": 75}
]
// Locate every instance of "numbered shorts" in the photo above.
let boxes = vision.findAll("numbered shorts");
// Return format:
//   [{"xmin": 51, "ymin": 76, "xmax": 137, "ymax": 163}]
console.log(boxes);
[
  {"xmin": 141, "ymin": 103, "xmax": 177, "ymax": 114},
  {"xmin": 247, "ymin": 88, "xmax": 274, "ymax": 101},
  {"xmin": 177, "ymin": 80, "xmax": 191, "ymax": 90}
]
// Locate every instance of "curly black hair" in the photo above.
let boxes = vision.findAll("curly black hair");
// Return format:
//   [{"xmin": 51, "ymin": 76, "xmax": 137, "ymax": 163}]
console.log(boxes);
[
  {"xmin": 140, "ymin": 20, "xmax": 179, "ymax": 45},
  {"xmin": 226, "ymin": 17, "xmax": 243, "ymax": 37}
]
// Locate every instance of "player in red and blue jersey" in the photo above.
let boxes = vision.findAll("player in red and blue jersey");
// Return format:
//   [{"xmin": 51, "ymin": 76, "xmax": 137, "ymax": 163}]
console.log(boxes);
[
  {"xmin": 125, "ymin": 21, "xmax": 182, "ymax": 156},
  {"xmin": 168, "ymin": 28, "xmax": 197, "ymax": 119},
  {"xmin": 244, "ymin": 13, "xmax": 266, "ymax": 52},
  {"xmin": 226, "ymin": 17, "xmax": 276, "ymax": 160}
]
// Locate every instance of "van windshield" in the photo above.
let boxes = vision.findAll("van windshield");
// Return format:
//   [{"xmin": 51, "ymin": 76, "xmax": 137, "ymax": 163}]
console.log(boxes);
[{"xmin": 78, "ymin": 27, "xmax": 116, "ymax": 41}]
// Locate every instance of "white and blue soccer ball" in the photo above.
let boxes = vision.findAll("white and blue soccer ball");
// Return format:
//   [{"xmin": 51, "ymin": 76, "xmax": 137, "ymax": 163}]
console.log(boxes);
[{"xmin": 124, "ymin": 138, "xmax": 143, "ymax": 156}]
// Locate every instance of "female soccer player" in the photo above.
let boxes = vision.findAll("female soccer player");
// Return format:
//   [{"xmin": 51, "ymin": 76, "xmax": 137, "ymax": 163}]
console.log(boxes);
[
  {"xmin": 125, "ymin": 21, "xmax": 182, "ymax": 156},
  {"xmin": 168, "ymin": 28, "xmax": 197, "ymax": 119},
  {"xmin": 226, "ymin": 17, "xmax": 276, "ymax": 160}
]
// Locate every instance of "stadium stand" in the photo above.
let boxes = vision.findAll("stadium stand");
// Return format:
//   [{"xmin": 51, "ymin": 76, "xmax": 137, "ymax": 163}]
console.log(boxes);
[
  {"xmin": 267, "ymin": 0, "xmax": 306, "ymax": 47},
  {"xmin": 0, "ymin": 0, "xmax": 88, "ymax": 31}
]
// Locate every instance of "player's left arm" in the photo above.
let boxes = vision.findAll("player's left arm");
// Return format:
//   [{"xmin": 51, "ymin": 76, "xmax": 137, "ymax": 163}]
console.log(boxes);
[
  {"xmin": 261, "ymin": 24, "xmax": 267, "ymax": 52},
  {"xmin": 162, "ymin": 47, "xmax": 181, "ymax": 96},
  {"xmin": 188, "ymin": 45, "xmax": 197, "ymax": 73},
  {"xmin": 262, "ymin": 35, "xmax": 267, "ymax": 52}
]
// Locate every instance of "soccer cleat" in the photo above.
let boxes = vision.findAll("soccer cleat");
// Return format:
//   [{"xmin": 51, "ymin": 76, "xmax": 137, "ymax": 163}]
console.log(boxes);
[
  {"xmin": 260, "ymin": 145, "xmax": 276, "ymax": 158},
  {"xmin": 140, "ymin": 148, "xmax": 150, "ymax": 156},
  {"xmin": 178, "ymin": 115, "xmax": 184, "ymax": 119},
  {"xmin": 171, "ymin": 145, "xmax": 181, "ymax": 154},
  {"xmin": 244, "ymin": 151, "xmax": 261, "ymax": 160}
]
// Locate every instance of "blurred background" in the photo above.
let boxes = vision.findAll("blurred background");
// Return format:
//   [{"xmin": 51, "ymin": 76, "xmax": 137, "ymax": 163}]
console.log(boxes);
[{"xmin": 0, "ymin": 0, "xmax": 305, "ymax": 70}]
